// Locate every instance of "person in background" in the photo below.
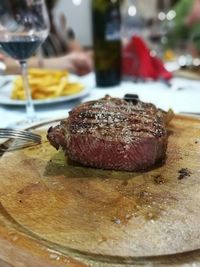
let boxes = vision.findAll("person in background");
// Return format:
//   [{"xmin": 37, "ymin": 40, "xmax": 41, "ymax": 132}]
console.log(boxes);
[
  {"xmin": 42, "ymin": 0, "xmax": 82, "ymax": 57},
  {"xmin": 59, "ymin": 13, "xmax": 82, "ymax": 52},
  {"xmin": 1, "ymin": 0, "xmax": 92, "ymax": 75}
]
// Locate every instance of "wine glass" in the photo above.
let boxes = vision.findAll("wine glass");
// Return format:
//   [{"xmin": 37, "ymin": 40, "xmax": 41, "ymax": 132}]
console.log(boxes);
[{"xmin": 0, "ymin": 0, "xmax": 49, "ymax": 125}]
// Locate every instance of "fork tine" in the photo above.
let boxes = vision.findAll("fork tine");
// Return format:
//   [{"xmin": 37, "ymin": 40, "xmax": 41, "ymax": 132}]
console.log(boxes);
[
  {"xmin": 0, "ymin": 133, "xmax": 41, "ymax": 143},
  {"xmin": 0, "ymin": 128, "xmax": 41, "ymax": 143},
  {"xmin": 0, "ymin": 131, "xmax": 41, "ymax": 138},
  {"xmin": 0, "ymin": 128, "xmax": 40, "ymax": 136},
  {"xmin": 0, "ymin": 135, "xmax": 41, "ymax": 144},
  {"xmin": 0, "ymin": 128, "xmax": 41, "ymax": 139}
]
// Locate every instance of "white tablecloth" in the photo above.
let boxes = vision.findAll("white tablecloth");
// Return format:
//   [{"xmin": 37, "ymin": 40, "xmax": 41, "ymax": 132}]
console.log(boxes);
[{"xmin": 1, "ymin": 72, "xmax": 200, "ymax": 128}]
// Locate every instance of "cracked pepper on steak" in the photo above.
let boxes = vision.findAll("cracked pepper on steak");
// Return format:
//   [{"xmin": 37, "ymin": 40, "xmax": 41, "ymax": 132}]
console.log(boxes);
[{"xmin": 47, "ymin": 96, "xmax": 172, "ymax": 171}]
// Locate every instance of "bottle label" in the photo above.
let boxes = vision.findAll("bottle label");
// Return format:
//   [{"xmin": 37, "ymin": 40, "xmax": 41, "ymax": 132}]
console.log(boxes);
[{"xmin": 105, "ymin": 8, "xmax": 120, "ymax": 41}]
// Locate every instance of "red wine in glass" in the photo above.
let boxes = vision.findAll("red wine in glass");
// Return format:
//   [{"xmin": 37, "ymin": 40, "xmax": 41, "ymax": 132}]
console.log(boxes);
[
  {"xmin": 0, "ymin": 36, "xmax": 43, "ymax": 61},
  {"xmin": 0, "ymin": 0, "xmax": 49, "ymax": 126}
]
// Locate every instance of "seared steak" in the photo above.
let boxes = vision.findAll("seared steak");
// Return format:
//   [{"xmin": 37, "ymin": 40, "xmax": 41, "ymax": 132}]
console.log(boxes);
[{"xmin": 47, "ymin": 96, "xmax": 171, "ymax": 171}]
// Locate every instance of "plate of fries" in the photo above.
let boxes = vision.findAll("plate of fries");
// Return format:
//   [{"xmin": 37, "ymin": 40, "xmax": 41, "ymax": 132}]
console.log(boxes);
[{"xmin": 0, "ymin": 69, "xmax": 91, "ymax": 106}]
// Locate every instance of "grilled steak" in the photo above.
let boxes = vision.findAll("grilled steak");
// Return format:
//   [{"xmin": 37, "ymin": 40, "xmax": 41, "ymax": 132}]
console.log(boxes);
[{"xmin": 47, "ymin": 96, "xmax": 171, "ymax": 171}]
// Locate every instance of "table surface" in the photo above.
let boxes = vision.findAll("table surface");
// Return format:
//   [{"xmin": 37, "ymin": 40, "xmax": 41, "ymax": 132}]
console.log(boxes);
[
  {"xmin": 1, "ymin": 71, "xmax": 200, "ymax": 266},
  {"xmin": 1, "ymin": 71, "xmax": 200, "ymax": 128}
]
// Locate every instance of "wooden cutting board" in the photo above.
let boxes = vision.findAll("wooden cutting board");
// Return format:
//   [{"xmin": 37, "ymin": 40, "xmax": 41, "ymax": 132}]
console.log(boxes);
[{"xmin": 1, "ymin": 115, "xmax": 200, "ymax": 267}]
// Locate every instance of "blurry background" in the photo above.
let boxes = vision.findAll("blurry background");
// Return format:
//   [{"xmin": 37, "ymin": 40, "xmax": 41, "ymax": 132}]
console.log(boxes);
[
  {"xmin": 53, "ymin": 0, "xmax": 179, "ymax": 48},
  {"xmin": 1, "ymin": 0, "xmax": 198, "ymax": 74},
  {"xmin": 54, "ymin": 0, "xmax": 200, "ymax": 72},
  {"xmin": 54, "ymin": 0, "xmax": 93, "ymax": 47}
]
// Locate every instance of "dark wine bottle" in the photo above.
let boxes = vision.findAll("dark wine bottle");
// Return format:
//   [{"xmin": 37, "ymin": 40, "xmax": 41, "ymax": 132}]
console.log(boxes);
[{"xmin": 92, "ymin": 0, "xmax": 121, "ymax": 87}]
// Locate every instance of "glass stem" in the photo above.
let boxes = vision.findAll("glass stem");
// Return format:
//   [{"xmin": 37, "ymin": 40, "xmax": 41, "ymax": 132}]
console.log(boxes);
[{"xmin": 20, "ymin": 60, "xmax": 36, "ymax": 121}]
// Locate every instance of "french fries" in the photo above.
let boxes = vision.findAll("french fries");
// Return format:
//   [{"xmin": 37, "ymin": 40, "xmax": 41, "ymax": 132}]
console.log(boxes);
[{"xmin": 11, "ymin": 68, "xmax": 84, "ymax": 100}]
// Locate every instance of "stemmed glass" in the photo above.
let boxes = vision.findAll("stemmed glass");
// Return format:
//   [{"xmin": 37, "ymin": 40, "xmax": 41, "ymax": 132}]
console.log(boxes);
[{"xmin": 0, "ymin": 0, "xmax": 49, "ymax": 124}]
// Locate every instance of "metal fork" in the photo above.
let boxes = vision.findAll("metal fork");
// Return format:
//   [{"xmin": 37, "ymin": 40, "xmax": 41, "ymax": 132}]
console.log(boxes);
[
  {"xmin": 0, "ymin": 128, "xmax": 41, "ymax": 143},
  {"xmin": 0, "ymin": 128, "xmax": 41, "ymax": 153}
]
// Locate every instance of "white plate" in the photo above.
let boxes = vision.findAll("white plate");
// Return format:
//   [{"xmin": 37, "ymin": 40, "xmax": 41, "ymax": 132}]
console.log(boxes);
[{"xmin": 0, "ymin": 74, "xmax": 92, "ymax": 106}]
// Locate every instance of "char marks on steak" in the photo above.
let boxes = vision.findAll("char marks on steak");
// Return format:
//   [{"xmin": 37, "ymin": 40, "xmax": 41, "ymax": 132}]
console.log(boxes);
[{"xmin": 47, "ymin": 96, "xmax": 171, "ymax": 171}]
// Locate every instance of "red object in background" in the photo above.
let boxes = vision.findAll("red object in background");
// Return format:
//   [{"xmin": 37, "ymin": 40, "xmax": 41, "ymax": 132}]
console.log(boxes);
[{"xmin": 122, "ymin": 36, "xmax": 172, "ymax": 81}]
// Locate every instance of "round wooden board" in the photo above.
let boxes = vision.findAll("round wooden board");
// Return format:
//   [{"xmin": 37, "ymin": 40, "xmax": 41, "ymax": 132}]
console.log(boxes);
[{"xmin": 0, "ymin": 115, "xmax": 200, "ymax": 266}]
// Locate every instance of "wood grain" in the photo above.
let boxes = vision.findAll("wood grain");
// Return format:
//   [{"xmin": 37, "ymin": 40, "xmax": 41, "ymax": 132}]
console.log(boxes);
[{"xmin": 0, "ymin": 115, "xmax": 200, "ymax": 266}]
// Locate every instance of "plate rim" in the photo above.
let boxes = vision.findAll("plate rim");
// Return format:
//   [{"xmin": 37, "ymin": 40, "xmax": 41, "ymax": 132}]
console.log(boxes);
[{"xmin": 0, "ymin": 73, "xmax": 92, "ymax": 106}]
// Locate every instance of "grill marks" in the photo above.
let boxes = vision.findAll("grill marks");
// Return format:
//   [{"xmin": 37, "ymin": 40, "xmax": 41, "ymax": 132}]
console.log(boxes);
[
  {"xmin": 68, "ymin": 97, "xmax": 166, "ymax": 140},
  {"xmin": 47, "ymin": 96, "xmax": 170, "ymax": 171}
]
